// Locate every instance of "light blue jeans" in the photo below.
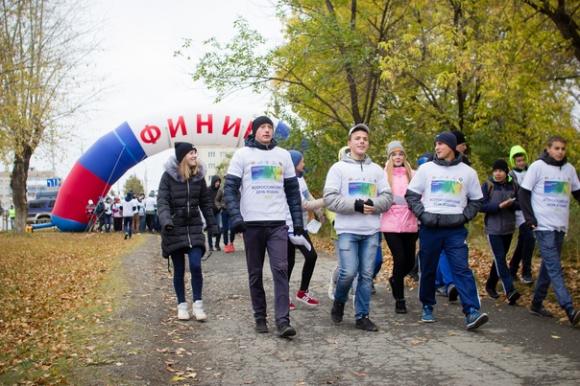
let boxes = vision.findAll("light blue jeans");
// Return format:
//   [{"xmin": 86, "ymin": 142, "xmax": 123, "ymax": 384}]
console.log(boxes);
[
  {"xmin": 334, "ymin": 232, "xmax": 379, "ymax": 319},
  {"xmin": 533, "ymin": 231, "xmax": 573, "ymax": 312}
]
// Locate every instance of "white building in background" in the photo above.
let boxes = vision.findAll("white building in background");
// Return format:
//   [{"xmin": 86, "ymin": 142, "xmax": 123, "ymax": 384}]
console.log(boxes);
[{"xmin": 196, "ymin": 147, "xmax": 234, "ymax": 184}]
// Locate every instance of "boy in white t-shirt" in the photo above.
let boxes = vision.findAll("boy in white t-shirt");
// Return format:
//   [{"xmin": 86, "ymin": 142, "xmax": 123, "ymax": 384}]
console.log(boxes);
[
  {"xmin": 519, "ymin": 136, "xmax": 580, "ymax": 326},
  {"xmin": 224, "ymin": 116, "xmax": 303, "ymax": 338},
  {"xmin": 406, "ymin": 131, "xmax": 488, "ymax": 331}
]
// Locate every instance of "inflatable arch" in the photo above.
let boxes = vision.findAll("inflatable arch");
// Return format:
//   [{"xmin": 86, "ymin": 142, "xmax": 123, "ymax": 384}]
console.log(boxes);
[{"xmin": 51, "ymin": 107, "xmax": 291, "ymax": 232}]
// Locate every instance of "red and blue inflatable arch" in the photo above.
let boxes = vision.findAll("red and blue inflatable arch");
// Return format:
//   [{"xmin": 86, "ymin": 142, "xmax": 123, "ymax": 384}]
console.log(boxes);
[{"xmin": 51, "ymin": 107, "xmax": 290, "ymax": 231}]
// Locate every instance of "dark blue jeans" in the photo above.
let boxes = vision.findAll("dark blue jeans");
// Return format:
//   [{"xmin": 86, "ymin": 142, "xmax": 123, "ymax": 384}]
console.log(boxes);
[
  {"xmin": 533, "ymin": 231, "xmax": 573, "ymax": 312},
  {"xmin": 123, "ymin": 217, "xmax": 132, "ymax": 237},
  {"xmin": 171, "ymin": 247, "xmax": 203, "ymax": 303},
  {"xmin": 486, "ymin": 234, "xmax": 515, "ymax": 295},
  {"xmin": 419, "ymin": 226, "xmax": 480, "ymax": 315},
  {"xmin": 221, "ymin": 211, "xmax": 236, "ymax": 245},
  {"xmin": 509, "ymin": 223, "xmax": 535, "ymax": 277}
]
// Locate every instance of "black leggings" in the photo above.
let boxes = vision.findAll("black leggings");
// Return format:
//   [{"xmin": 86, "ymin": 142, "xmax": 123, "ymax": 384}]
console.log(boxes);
[
  {"xmin": 288, "ymin": 232, "xmax": 318, "ymax": 292},
  {"xmin": 384, "ymin": 232, "xmax": 418, "ymax": 300}
]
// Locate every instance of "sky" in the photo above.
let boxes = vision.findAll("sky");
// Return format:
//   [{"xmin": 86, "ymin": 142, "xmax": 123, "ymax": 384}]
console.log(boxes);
[{"xmin": 26, "ymin": 0, "xmax": 284, "ymax": 194}]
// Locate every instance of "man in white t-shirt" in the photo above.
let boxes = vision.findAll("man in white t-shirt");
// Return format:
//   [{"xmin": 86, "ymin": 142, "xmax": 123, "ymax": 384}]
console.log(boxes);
[
  {"xmin": 324, "ymin": 124, "xmax": 393, "ymax": 332},
  {"xmin": 406, "ymin": 131, "xmax": 487, "ymax": 331},
  {"xmin": 519, "ymin": 136, "xmax": 580, "ymax": 326},
  {"xmin": 224, "ymin": 116, "xmax": 303, "ymax": 338}
]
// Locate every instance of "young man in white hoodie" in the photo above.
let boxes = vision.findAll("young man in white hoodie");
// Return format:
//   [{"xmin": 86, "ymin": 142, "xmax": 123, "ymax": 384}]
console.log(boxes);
[
  {"xmin": 405, "ymin": 131, "xmax": 487, "ymax": 331},
  {"xmin": 324, "ymin": 124, "xmax": 392, "ymax": 332}
]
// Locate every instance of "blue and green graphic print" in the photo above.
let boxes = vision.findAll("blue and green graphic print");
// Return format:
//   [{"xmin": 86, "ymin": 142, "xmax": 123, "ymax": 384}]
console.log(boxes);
[
  {"xmin": 431, "ymin": 179, "xmax": 463, "ymax": 195},
  {"xmin": 544, "ymin": 180, "xmax": 570, "ymax": 195},
  {"xmin": 348, "ymin": 182, "xmax": 377, "ymax": 197},
  {"xmin": 251, "ymin": 165, "xmax": 283, "ymax": 182}
]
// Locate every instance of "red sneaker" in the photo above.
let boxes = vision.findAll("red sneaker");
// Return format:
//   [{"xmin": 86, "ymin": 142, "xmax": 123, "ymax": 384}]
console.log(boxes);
[
  {"xmin": 289, "ymin": 298, "xmax": 296, "ymax": 311},
  {"xmin": 296, "ymin": 290, "xmax": 319, "ymax": 306},
  {"xmin": 229, "ymin": 243, "xmax": 236, "ymax": 253},
  {"xmin": 224, "ymin": 244, "xmax": 233, "ymax": 253}
]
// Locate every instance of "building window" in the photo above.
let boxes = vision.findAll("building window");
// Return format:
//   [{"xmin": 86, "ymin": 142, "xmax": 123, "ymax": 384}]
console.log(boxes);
[
  {"xmin": 208, "ymin": 151, "xmax": 216, "ymax": 158},
  {"xmin": 208, "ymin": 163, "xmax": 215, "ymax": 169}
]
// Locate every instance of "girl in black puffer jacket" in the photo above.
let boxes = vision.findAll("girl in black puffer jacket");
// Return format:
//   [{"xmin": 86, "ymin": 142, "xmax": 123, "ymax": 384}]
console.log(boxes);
[{"xmin": 158, "ymin": 142, "xmax": 217, "ymax": 322}]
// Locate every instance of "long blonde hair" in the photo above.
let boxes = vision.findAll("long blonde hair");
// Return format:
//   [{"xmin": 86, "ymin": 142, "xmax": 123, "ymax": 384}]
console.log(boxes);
[
  {"xmin": 178, "ymin": 157, "xmax": 199, "ymax": 181},
  {"xmin": 385, "ymin": 154, "xmax": 413, "ymax": 188}
]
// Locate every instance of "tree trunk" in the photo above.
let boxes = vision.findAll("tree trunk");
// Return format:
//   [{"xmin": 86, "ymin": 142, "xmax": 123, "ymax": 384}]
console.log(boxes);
[{"xmin": 10, "ymin": 146, "xmax": 33, "ymax": 233}]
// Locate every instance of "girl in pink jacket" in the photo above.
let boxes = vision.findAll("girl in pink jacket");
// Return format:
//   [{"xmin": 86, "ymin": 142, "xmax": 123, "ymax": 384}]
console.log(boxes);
[{"xmin": 380, "ymin": 141, "xmax": 418, "ymax": 314}]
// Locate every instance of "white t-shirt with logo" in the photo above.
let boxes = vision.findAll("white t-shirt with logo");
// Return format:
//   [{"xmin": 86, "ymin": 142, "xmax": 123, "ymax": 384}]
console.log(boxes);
[
  {"xmin": 407, "ymin": 161, "xmax": 483, "ymax": 214},
  {"xmin": 521, "ymin": 160, "xmax": 580, "ymax": 232},
  {"xmin": 227, "ymin": 146, "xmax": 296, "ymax": 222},
  {"xmin": 325, "ymin": 160, "xmax": 390, "ymax": 235},
  {"xmin": 121, "ymin": 198, "xmax": 139, "ymax": 218}
]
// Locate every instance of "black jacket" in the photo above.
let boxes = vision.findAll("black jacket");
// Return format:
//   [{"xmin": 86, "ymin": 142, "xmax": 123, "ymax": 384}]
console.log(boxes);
[
  {"xmin": 224, "ymin": 135, "xmax": 303, "ymax": 229},
  {"xmin": 480, "ymin": 177, "xmax": 519, "ymax": 235},
  {"xmin": 157, "ymin": 157, "xmax": 217, "ymax": 258},
  {"xmin": 405, "ymin": 154, "xmax": 483, "ymax": 228},
  {"xmin": 208, "ymin": 175, "xmax": 222, "ymax": 214}
]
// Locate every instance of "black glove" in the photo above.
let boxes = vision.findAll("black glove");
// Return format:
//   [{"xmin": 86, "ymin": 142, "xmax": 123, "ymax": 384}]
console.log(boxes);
[
  {"xmin": 231, "ymin": 220, "xmax": 247, "ymax": 234},
  {"xmin": 365, "ymin": 198, "xmax": 374, "ymax": 207},
  {"xmin": 164, "ymin": 224, "xmax": 174, "ymax": 232},
  {"xmin": 293, "ymin": 226, "xmax": 304, "ymax": 236},
  {"xmin": 354, "ymin": 199, "xmax": 365, "ymax": 213}
]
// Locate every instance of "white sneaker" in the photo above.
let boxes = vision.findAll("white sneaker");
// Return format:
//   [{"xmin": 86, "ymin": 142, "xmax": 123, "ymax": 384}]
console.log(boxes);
[
  {"xmin": 177, "ymin": 302, "xmax": 190, "ymax": 320},
  {"xmin": 192, "ymin": 300, "xmax": 207, "ymax": 321}
]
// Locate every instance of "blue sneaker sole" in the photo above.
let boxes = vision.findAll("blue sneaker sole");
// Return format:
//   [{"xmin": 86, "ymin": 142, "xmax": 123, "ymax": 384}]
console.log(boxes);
[
  {"xmin": 420, "ymin": 317, "xmax": 436, "ymax": 323},
  {"xmin": 466, "ymin": 313, "xmax": 489, "ymax": 330}
]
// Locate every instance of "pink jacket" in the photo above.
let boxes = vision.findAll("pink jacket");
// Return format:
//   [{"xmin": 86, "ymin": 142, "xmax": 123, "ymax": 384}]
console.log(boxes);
[{"xmin": 380, "ymin": 166, "xmax": 418, "ymax": 233}]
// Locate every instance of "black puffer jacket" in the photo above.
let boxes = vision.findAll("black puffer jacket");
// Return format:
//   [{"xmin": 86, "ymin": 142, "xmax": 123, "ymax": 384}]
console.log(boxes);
[
  {"xmin": 208, "ymin": 175, "xmax": 222, "ymax": 214},
  {"xmin": 405, "ymin": 153, "xmax": 483, "ymax": 228},
  {"xmin": 157, "ymin": 156, "xmax": 217, "ymax": 258},
  {"xmin": 224, "ymin": 135, "xmax": 303, "ymax": 230}
]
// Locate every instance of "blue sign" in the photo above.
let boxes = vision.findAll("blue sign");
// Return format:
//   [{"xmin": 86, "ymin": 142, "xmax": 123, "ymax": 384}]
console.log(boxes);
[{"xmin": 47, "ymin": 178, "xmax": 61, "ymax": 187}]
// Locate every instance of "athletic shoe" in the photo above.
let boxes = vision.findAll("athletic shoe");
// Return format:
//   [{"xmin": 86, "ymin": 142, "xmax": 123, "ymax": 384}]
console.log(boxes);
[
  {"xmin": 289, "ymin": 298, "xmax": 296, "ymax": 311},
  {"xmin": 355, "ymin": 316, "xmax": 378, "ymax": 332},
  {"xmin": 331, "ymin": 300, "xmax": 345, "ymax": 323},
  {"xmin": 371, "ymin": 282, "xmax": 376, "ymax": 295},
  {"xmin": 465, "ymin": 310, "xmax": 489, "ymax": 331},
  {"xmin": 215, "ymin": 245, "xmax": 221, "ymax": 251},
  {"xmin": 485, "ymin": 285, "xmax": 500, "ymax": 299},
  {"xmin": 421, "ymin": 305, "xmax": 435, "ymax": 323},
  {"xmin": 255, "ymin": 318, "xmax": 268, "ymax": 333},
  {"xmin": 395, "ymin": 299, "xmax": 407, "ymax": 314},
  {"xmin": 229, "ymin": 243, "xmax": 236, "ymax": 253},
  {"xmin": 296, "ymin": 290, "xmax": 319, "ymax": 306},
  {"xmin": 529, "ymin": 304, "xmax": 554, "ymax": 318},
  {"xmin": 567, "ymin": 309, "xmax": 580, "ymax": 327},
  {"xmin": 192, "ymin": 300, "xmax": 207, "ymax": 321},
  {"xmin": 177, "ymin": 302, "xmax": 190, "ymax": 320},
  {"xmin": 521, "ymin": 274, "xmax": 534, "ymax": 285},
  {"xmin": 435, "ymin": 286, "xmax": 447, "ymax": 297},
  {"xmin": 447, "ymin": 284, "xmax": 459, "ymax": 302},
  {"xmin": 223, "ymin": 244, "xmax": 232, "ymax": 253},
  {"xmin": 208, "ymin": 246, "xmax": 214, "ymax": 251},
  {"xmin": 277, "ymin": 323, "xmax": 296, "ymax": 338},
  {"xmin": 507, "ymin": 290, "xmax": 521, "ymax": 305},
  {"xmin": 328, "ymin": 269, "xmax": 336, "ymax": 300}
]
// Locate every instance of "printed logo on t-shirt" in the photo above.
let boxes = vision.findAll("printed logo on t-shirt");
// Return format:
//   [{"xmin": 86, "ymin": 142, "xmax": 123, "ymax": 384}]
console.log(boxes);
[
  {"xmin": 543, "ymin": 180, "xmax": 570, "ymax": 195},
  {"xmin": 251, "ymin": 165, "xmax": 283, "ymax": 182},
  {"xmin": 348, "ymin": 182, "xmax": 377, "ymax": 197},
  {"xmin": 431, "ymin": 179, "xmax": 463, "ymax": 195}
]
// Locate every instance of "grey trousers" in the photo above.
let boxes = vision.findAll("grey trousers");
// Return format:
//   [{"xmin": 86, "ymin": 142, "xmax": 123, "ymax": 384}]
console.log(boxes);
[{"xmin": 243, "ymin": 225, "xmax": 290, "ymax": 327}]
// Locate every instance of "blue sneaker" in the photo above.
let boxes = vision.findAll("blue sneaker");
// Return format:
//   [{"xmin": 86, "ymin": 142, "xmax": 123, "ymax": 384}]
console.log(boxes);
[
  {"xmin": 465, "ymin": 309, "xmax": 489, "ymax": 331},
  {"xmin": 421, "ymin": 305, "xmax": 436, "ymax": 323}
]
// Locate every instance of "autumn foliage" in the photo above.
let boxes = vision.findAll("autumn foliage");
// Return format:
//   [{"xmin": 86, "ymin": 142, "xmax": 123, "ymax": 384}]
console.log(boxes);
[{"xmin": 0, "ymin": 232, "xmax": 139, "ymax": 384}]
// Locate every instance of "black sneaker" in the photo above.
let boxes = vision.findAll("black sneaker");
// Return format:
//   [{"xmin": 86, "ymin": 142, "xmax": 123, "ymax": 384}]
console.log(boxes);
[
  {"xmin": 485, "ymin": 285, "xmax": 499, "ymax": 299},
  {"xmin": 395, "ymin": 299, "xmax": 407, "ymax": 314},
  {"xmin": 331, "ymin": 300, "xmax": 345, "ymax": 323},
  {"xmin": 567, "ymin": 309, "xmax": 580, "ymax": 327},
  {"xmin": 355, "ymin": 316, "xmax": 378, "ymax": 332},
  {"xmin": 208, "ymin": 246, "xmax": 214, "ymax": 251},
  {"xmin": 529, "ymin": 304, "xmax": 553, "ymax": 318},
  {"xmin": 277, "ymin": 323, "xmax": 296, "ymax": 338},
  {"xmin": 255, "ymin": 318, "xmax": 268, "ymax": 333},
  {"xmin": 521, "ymin": 274, "xmax": 534, "ymax": 285},
  {"xmin": 215, "ymin": 246, "xmax": 221, "ymax": 251},
  {"xmin": 448, "ymin": 284, "xmax": 459, "ymax": 302},
  {"xmin": 507, "ymin": 290, "xmax": 521, "ymax": 305}
]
